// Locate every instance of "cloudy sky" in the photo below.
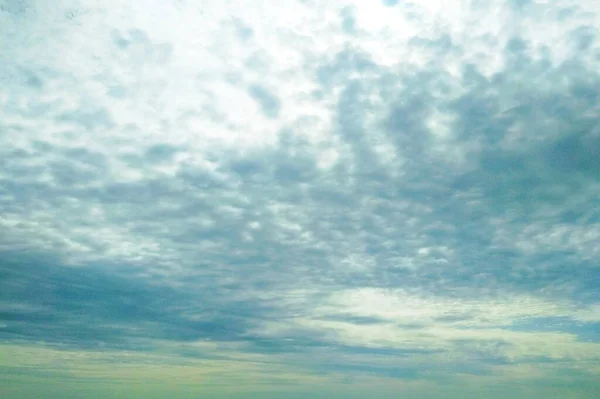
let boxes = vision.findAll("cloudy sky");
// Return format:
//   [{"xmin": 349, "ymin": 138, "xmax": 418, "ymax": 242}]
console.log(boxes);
[{"xmin": 1, "ymin": 0, "xmax": 600, "ymax": 398}]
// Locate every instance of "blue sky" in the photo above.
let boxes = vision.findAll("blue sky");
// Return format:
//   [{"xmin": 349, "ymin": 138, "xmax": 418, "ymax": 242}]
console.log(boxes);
[{"xmin": 1, "ymin": 0, "xmax": 600, "ymax": 398}]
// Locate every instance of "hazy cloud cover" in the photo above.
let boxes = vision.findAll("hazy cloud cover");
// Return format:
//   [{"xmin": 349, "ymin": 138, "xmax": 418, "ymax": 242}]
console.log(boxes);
[{"xmin": 1, "ymin": 0, "xmax": 600, "ymax": 398}]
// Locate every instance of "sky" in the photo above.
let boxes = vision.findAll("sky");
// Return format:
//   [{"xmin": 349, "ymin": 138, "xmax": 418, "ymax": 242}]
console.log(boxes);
[{"xmin": 1, "ymin": 0, "xmax": 600, "ymax": 398}]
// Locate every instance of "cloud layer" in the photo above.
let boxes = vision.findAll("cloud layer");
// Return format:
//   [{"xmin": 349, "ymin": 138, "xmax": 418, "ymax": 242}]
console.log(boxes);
[{"xmin": 1, "ymin": 0, "xmax": 600, "ymax": 397}]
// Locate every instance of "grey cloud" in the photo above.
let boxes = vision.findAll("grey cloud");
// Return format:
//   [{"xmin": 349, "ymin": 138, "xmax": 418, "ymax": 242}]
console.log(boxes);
[
  {"xmin": 0, "ymin": 250, "xmax": 275, "ymax": 349},
  {"xmin": 248, "ymin": 84, "xmax": 281, "ymax": 118},
  {"xmin": 569, "ymin": 26, "xmax": 597, "ymax": 50},
  {"xmin": 340, "ymin": 7, "xmax": 357, "ymax": 35},
  {"xmin": 233, "ymin": 19, "xmax": 254, "ymax": 40},
  {"xmin": 110, "ymin": 28, "xmax": 173, "ymax": 62},
  {"xmin": 57, "ymin": 106, "xmax": 115, "ymax": 131},
  {"xmin": 316, "ymin": 49, "xmax": 377, "ymax": 89},
  {"xmin": 144, "ymin": 144, "xmax": 180, "ymax": 163},
  {"xmin": 312, "ymin": 34, "xmax": 600, "ymax": 301},
  {"xmin": 508, "ymin": 0, "xmax": 533, "ymax": 10},
  {"xmin": 508, "ymin": 316, "xmax": 600, "ymax": 343}
]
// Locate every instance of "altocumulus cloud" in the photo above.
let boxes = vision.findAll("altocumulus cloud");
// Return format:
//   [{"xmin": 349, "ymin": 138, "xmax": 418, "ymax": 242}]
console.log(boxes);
[{"xmin": 1, "ymin": 0, "xmax": 600, "ymax": 398}]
